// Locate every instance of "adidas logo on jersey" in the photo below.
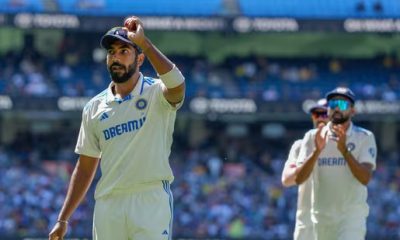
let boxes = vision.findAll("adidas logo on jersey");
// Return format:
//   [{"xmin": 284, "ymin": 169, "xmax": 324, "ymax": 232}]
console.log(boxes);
[
  {"xmin": 99, "ymin": 112, "xmax": 109, "ymax": 121},
  {"xmin": 162, "ymin": 230, "xmax": 168, "ymax": 235}
]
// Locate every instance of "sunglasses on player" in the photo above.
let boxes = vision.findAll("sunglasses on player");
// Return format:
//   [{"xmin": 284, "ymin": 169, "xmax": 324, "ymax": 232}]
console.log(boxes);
[
  {"xmin": 312, "ymin": 111, "xmax": 328, "ymax": 118},
  {"xmin": 328, "ymin": 99, "xmax": 351, "ymax": 111}
]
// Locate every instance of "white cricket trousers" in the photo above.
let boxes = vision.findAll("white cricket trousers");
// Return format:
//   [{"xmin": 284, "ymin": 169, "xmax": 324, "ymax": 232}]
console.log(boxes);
[
  {"xmin": 294, "ymin": 224, "xmax": 314, "ymax": 240},
  {"xmin": 93, "ymin": 180, "xmax": 173, "ymax": 240},
  {"xmin": 313, "ymin": 207, "xmax": 367, "ymax": 240}
]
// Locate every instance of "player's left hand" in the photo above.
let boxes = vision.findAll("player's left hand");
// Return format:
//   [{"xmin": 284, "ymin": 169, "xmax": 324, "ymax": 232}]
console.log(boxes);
[
  {"xmin": 48, "ymin": 221, "xmax": 68, "ymax": 240},
  {"xmin": 332, "ymin": 124, "xmax": 347, "ymax": 154},
  {"xmin": 124, "ymin": 16, "xmax": 148, "ymax": 51}
]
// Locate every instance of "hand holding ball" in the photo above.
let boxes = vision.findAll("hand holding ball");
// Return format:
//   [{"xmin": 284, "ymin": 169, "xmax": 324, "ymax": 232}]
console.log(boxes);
[{"xmin": 124, "ymin": 17, "xmax": 138, "ymax": 32}]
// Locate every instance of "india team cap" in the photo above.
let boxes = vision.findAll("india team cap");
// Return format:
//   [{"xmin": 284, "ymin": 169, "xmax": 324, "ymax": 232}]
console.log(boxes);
[
  {"xmin": 325, "ymin": 87, "xmax": 356, "ymax": 104},
  {"xmin": 100, "ymin": 27, "xmax": 141, "ymax": 52},
  {"xmin": 308, "ymin": 98, "xmax": 327, "ymax": 113}
]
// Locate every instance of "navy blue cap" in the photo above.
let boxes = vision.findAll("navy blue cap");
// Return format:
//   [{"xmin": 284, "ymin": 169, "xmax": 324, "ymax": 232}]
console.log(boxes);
[
  {"xmin": 100, "ymin": 27, "xmax": 141, "ymax": 52},
  {"xmin": 325, "ymin": 87, "xmax": 356, "ymax": 104},
  {"xmin": 308, "ymin": 98, "xmax": 327, "ymax": 113}
]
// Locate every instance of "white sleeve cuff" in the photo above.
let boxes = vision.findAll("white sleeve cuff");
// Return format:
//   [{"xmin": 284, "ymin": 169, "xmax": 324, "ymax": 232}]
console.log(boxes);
[{"xmin": 159, "ymin": 65, "xmax": 185, "ymax": 89}]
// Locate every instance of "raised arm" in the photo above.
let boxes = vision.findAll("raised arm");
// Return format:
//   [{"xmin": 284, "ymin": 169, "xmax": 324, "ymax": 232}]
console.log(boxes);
[{"xmin": 124, "ymin": 16, "xmax": 185, "ymax": 105}]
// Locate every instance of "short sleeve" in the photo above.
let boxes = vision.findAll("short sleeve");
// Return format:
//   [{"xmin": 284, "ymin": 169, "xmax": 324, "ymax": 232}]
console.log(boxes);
[
  {"xmin": 284, "ymin": 139, "xmax": 302, "ymax": 168},
  {"xmin": 358, "ymin": 133, "xmax": 377, "ymax": 170},
  {"xmin": 75, "ymin": 106, "xmax": 101, "ymax": 158}
]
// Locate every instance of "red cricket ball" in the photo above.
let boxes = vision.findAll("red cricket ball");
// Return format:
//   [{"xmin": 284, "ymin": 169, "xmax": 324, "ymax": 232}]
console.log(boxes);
[{"xmin": 124, "ymin": 18, "xmax": 137, "ymax": 32}]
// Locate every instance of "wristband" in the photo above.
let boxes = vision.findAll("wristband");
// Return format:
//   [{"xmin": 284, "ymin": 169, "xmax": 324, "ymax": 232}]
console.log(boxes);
[{"xmin": 159, "ymin": 65, "xmax": 185, "ymax": 89}]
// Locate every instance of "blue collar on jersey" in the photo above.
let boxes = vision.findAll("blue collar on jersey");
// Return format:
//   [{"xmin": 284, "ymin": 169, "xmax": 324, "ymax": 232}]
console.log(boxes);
[{"xmin": 105, "ymin": 72, "xmax": 144, "ymax": 104}]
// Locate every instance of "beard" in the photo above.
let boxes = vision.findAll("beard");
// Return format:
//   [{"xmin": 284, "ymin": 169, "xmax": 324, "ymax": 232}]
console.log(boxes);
[
  {"xmin": 108, "ymin": 58, "xmax": 137, "ymax": 83},
  {"xmin": 331, "ymin": 111, "xmax": 350, "ymax": 124}
]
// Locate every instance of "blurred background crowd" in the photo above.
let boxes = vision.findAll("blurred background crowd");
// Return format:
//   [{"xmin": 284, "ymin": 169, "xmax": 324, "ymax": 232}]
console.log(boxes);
[
  {"xmin": 1, "ymin": 44, "xmax": 400, "ymax": 101},
  {"xmin": 0, "ymin": 125, "xmax": 399, "ymax": 239},
  {"xmin": 1, "ymin": 0, "xmax": 400, "ymax": 239}
]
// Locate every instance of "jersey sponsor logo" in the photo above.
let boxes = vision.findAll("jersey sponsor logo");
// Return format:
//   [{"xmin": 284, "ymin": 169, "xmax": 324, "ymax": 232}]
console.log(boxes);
[
  {"xmin": 346, "ymin": 142, "xmax": 355, "ymax": 152},
  {"xmin": 136, "ymin": 98, "xmax": 147, "ymax": 110},
  {"xmin": 103, "ymin": 116, "xmax": 146, "ymax": 140},
  {"xmin": 318, "ymin": 157, "xmax": 347, "ymax": 166}
]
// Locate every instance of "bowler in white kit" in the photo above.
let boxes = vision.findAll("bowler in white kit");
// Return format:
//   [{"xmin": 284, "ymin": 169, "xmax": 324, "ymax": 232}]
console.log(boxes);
[
  {"xmin": 295, "ymin": 87, "xmax": 377, "ymax": 240},
  {"xmin": 49, "ymin": 16, "xmax": 185, "ymax": 240}
]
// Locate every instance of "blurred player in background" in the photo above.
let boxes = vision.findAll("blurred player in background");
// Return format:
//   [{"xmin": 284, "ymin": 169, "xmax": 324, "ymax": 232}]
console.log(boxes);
[
  {"xmin": 295, "ymin": 87, "xmax": 377, "ymax": 240},
  {"xmin": 281, "ymin": 98, "xmax": 328, "ymax": 240},
  {"xmin": 49, "ymin": 16, "xmax": 185, "ymax": 240}
]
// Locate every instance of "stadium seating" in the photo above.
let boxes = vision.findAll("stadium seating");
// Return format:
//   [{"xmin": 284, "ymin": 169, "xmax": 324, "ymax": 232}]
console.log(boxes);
[
  {"xmin": 1, "ymin": 46, "xmax": 399, "ymax": 101},
  {"xmin": 0, "ymin": 126, "xmax": 398, "ymax": 239}
]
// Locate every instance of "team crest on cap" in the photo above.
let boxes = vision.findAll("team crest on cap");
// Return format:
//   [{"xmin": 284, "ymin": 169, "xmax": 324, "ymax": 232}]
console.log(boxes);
[
  {"xmin": 136, "ymin": 98, "xmax": 147, "ymax": 110},
  {"xmin": 114, "ymin": 28, "xmax": 127, "ymax": 36},
  {"xmin": 346, "ymin": 142, "xmax": 355, "ymax": 152},
  {"xmin": 336, "ymin": 87, "xmax": 348, "ymax": 94}
]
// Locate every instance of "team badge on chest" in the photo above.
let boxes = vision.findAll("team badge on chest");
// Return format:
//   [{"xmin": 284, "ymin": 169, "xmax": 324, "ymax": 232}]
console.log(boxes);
[
  {"xmin": 346, "ymin": 142, "xmax": 355, "ymax": 152},
  {"xmin": 136, "ymin": 98, "xmax": 147, "ymax": 110}
]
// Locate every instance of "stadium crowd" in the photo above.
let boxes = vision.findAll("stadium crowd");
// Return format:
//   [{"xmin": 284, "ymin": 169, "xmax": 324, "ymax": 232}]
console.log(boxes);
[
  {"xmin": 1, "ymin": 43, "xmax": 400, "ymax": 102},
  {"xmin": 0, "ymin": 125, "xmax": 399, "ymax": 239}
]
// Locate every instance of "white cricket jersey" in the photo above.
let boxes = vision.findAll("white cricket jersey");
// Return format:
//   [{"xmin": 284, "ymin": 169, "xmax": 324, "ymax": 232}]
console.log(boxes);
[
  {"xmin": 284, "ymin": 140, "xmax": 313, "ymax": 231},
  {"xmin": 75, "ymin": 72, "xmax": 183, "ymax": 199},
  {"xmin": 297, "ymin": 122, "xmax": 377, "ymax": 222}
]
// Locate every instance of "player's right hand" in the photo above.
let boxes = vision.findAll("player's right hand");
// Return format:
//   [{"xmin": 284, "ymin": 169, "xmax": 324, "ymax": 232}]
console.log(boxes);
[
  {"xmin": 124, "ymin": 16, "xmax": 147, "ymax": 50},
  {"xmin": 48, "ymin": 222, "xmax": 68, "ymax": 240},
  {"xmin": 314, "ymin": 123, "xmax": 327, "ymax": 152}
]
